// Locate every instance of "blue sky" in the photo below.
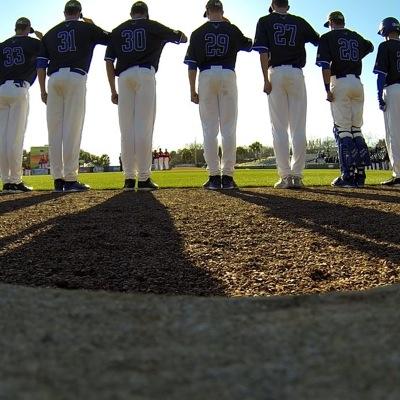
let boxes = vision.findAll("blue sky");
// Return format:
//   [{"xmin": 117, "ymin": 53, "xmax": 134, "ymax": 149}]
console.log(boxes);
[{"xmin": 1, "ymin": 0, "xmax": 398, "ymax": 163}]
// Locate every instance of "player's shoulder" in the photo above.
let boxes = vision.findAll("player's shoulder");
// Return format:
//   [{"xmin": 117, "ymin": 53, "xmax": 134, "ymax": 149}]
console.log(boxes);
[
  {"xmin": 112, "ymin": 19, "xmax": 133, "ymax": 33},
  {"xmin": 257, "ymin": 14, "xmax": 270, "ymax": 24}
]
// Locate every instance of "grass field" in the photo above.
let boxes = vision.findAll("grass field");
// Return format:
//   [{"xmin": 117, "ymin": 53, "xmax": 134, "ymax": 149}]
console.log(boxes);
[{"xmin": 6, "ymin": 168, "xmax": 392, "ymax": 190}]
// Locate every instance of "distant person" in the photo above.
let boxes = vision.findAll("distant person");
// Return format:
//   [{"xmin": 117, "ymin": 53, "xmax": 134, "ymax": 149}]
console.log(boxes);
[
  {"xmin": 37, "ymin": 0, "xmax": 110, "ymax": 192},
  {"xmin": 317, "ymin": 11, "xmax": 373, "ymax": 188},
  {"xmin": 163, "ymin": 148, "xmax": 170, "ymax": 170},
  {"xmin": 105, "ymin": 1, "xmax": 187, "ymax": 191},
  {"xmin": 152, "ymin": 150, "xmax": 159, "ymax": 170},
  {"xmin": 0, "ymin": 18, "xmax": 42, "ymax": 193},
  {"xmin": 158, "ymin": 148, "xmax": 164, "ymax": 171},
  {"xmin": 185, "ymin": 0, "xmax": 252, "ymax": 190},
  {"xmin": 374, "ymin": 17, "xmax": 400, "ymax": 187}
]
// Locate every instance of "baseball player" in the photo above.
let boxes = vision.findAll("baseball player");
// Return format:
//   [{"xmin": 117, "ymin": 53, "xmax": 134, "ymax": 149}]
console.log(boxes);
[
  {"xmin": 105, "ymin": 1, "xmax": 187, "ymax": 191},
  {"xmin": 152, "ymin": 149, "xmax": 159, "ymax": 170},
  {"xmin": 37, "ymin": 0, "xmax": 109, "ymax": 192},
  {"xmin": 0, "ymin": 18, "xmax": 42, "ymax": 193},
  {"xmin": 185, "ymin": 0, "xmax": 252, "ymax": 190},
  {"xmin": 163, "ymin": 148, "xmax": 170, "ymax": 170},
  {"xmin": 374, "ymin": 17, "xmax": 400, "ymax": 187},
  {"xmin": 317, "ymin": 11, "xmax": 373, "ymax": 188},
  {"xmin": 254, "ymin": 0, "xmax": 319, "ymax": 189},
  {"xmin": 158, "ymin": 148, "xmax": 164, "ymax": 171}
]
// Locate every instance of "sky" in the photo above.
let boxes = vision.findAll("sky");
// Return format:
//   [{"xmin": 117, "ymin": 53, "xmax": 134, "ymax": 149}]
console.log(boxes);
[{"xmin": 1, "ymin": 0, "xmax": 399, "ymax": 164}]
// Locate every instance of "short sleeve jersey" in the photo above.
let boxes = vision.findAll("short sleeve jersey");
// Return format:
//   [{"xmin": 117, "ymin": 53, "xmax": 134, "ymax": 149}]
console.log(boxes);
[
  {"xmin": 0, "ymin": 36, "xmax": 41, "ymax": 85},
  {"xmin": 184, "ymin": 21, "xmax": 252, "ymax": 71},
  {"xmin": 373, "ymin": 40, "xmax": 400, "ymax": 86},
  {"xmin": 105, "ymin": 19, "xmax": 183, "ymax": 75},
  {"xmin": 39, "ymin": 20, "xmax": 109, "ymax": 75},
  {"xmin": 253, "ymin": 13, "xmax": 320, "ymax": 68},
  {"xmin": 316, "ymin": 29, "xmax": 373, "ymax": 76}
]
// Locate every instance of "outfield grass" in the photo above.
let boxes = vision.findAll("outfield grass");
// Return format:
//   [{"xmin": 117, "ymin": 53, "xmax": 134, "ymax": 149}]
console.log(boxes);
[{"xmin": 6, "ymin": 168, "xmax": 393, "ymax": 190}]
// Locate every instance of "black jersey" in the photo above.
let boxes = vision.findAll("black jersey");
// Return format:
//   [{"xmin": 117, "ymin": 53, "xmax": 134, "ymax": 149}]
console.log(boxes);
[
  {"xmin": 39, "ymin": 20, "xmax": 109, "ymax": 75},
  {"xmin": 105, "ymin": 18, "xmax": 183, "ymax": 75},
  {"xmin": 373, "ymin": 39, "xmax": 400, "ymax": 86},
  {"xmin": 254, "ymin": 13, "xmax": 319, "ymax": 68},
  {"xmin": 0, "ymin": 35, "xmax": 41, "ymax": 85},
  {"xmin": 184, "ymin": 21, "xmax": 252, "ymax": 71},
  {"xmin": 316, "ymin": 29, "xmax": 373, "ymax": 76}
]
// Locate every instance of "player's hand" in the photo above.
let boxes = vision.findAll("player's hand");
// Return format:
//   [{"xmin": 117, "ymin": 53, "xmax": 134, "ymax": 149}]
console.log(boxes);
[
  {"xmin": 111, "ymin": 92, "xmax": 118, "ymax": 105},
  {"xmin": 41, "ymin": 91, "xmax": 47, "ymax": 104},
  {"xmin": 180, "ymin": 33, "xmax": 188, "ymax": 43},
  {"xmin": 191, "ymin": 91, "xmax": 199, "ymax": 104},
  {"xmin": 263, "ymin": 81, "xmax": 272, "ymax": 95},
  {"xmin": 326, "ymin": 90, "xmax": 334, "ymax": 102},
  {"xmin": 378, "ymin": 98, "xmax": 386, "ymax": 112},
  {"xmin": 34, "ymin": 31, "xmax": 43, "ymax": 40},
  {"xmin": 82, "ymin": 17, "xmax": 94, "ymax": 24}
]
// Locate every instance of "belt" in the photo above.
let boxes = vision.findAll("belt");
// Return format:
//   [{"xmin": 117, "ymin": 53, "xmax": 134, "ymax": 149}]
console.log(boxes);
[
  {"xmin": 334, "ymin": 74, "xmax": 360, "ymax": 79},
  {"xmin": 137, "ymin": 64, "xmax": 154, "ymax": 70},
  {"xmin": 51, "ymin": 67, "xmax": 87, "ymax": 76},
  {"xmin": 0, "ymin": 79, "xmax": 27, "ymax": 87},
  {"xmin": 199, "ymin": 65, "xmax": 235, "ymax": 72},
  {"xmin": 271, "ymin": 64, "xmax": 302, "ymax": 69}
]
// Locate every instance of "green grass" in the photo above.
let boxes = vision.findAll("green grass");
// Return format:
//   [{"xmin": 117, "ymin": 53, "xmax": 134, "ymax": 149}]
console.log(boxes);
[{"xmin": 5, "ymin": 168, "xmax": 392, "ymax": 191}]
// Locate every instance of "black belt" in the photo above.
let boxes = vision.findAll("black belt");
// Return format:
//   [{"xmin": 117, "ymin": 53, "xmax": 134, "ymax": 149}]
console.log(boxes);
[
  {"xmin": 0, "ymin": 79, "xmax": 26, "ymax": 87},
  {"xmin": 271, "ymin": 64, "xmax": 302, "ymax": 69},
  {"xmin": 199, "ymin": 65, "xmax": 235, "ymax": 72},
  {"xmin": 334, "ymin": 74, "xmax": 360, "ymax": 79},
  {"xmin": 51, "ymin": 67, "xmax": 87, "ymax": 76}
]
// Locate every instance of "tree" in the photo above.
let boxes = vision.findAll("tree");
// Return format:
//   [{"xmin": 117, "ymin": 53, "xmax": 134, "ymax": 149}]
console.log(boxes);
[{"xmin": 249, "ymin": 141, "xmax": 263, "ymax": 159}]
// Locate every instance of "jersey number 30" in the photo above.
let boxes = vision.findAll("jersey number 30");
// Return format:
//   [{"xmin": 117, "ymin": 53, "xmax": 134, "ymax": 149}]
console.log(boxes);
[
  {"xmin": 205, "ymin": 33, "xmax": 229, "ymax": 57},
  {"xmin": 121, "ymin": 29, "xmax": 146, "ymax": 53},
  {"xmin": 3, "ymin": 47, "xmax": 25, "ymax": 67}
]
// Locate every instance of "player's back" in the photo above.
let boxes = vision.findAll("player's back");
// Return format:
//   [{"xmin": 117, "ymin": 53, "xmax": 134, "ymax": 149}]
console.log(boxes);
[
  {"xmin": 42, "ymin": 20, "xmax": 108, "ymax": 74},
  {"xmin": 319, "ymin": 29, "xmax": 373, "ymax": 76},
  {"xmin": 376, "ymin": 39, "xmax": 400, "ymax": 85},
  {"xmin": 255, "ymin": 13, "xmax": 319, "ymax": 68},
  {"xmin": 189, "ymin": 21, "xmax": 251, "ymax": 71},
  {"xmin": 0, "ymin": 36, "xmax": 41, "ymax": 84}
]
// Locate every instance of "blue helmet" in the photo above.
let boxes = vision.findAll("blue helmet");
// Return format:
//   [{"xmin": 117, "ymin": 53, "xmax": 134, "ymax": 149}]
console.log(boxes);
[{"xmin": 378, "ymin": 17, "xmax": 400, "ymax": 36}]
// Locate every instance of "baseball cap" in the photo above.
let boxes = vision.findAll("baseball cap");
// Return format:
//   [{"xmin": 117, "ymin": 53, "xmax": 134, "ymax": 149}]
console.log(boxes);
[
  {"xmin": 131, "ymin": 1, "xmax": 149, "ymax": 15},
  {"xmin": 324, "ymin": 11, "xmax": 345, "ymax": 28},
  {"xmin": 64, "ymin": 0, "xmax": 82, "ymax": 12},
  {"xmin": 203, "ymin": 0, "xmax": 223, "ymax": 18},
  {"xmin": 15, "ymin": 17, "xmax": 34, "ymax": 34}
]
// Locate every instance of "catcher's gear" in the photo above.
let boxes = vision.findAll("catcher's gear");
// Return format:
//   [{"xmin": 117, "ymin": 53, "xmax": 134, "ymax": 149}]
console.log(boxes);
[
  {"xmin": 334, "ymin": 125, "xmax": 357, "ymax": 177},
  {"xmin": 352, "ymin": 128, "xmax": 371, "ymax": 167},
  {"xmin": 378, "ymin": 17, "xmax": 400, "ymax": 37}
]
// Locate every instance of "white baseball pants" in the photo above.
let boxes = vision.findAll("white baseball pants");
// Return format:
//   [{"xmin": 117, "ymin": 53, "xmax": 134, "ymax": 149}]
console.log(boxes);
[
  {"xmin": 199, "ymin": 67, "xmax": 238, "ymax": 177},
  {"xmin": 118, "ymin": 66, "xmax": 156, "ymax": 181},
  {"xmin": 330, "ymin": 75, "xmax": 364, "ymax": 131},
  {"xmin": 0, "ymin": 81, "xmax": 30, "ymax": 184},
  {"xmin": 268, "ymin": 66, "xmax": 307, "ymax": 178},
  {"xmin": 383, "ymin": 83, "xmax": 400, "ymax": 177},
  {"xmin": 47, "ymin": 69, "xmax": 87, "ymax": 181},
  {"xmin": 164, "ymin": 158, "xmax": 169, "ymax": 170}
]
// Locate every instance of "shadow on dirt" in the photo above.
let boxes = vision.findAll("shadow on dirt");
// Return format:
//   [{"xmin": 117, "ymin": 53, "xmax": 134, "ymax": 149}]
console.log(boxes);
[
  {"xmin": 0, "ymin": 192, "xmax": 224, "ymax": 296},
  {"xmin": 221, "ymin": 189, "xmax": 400, "ymax": 265}
]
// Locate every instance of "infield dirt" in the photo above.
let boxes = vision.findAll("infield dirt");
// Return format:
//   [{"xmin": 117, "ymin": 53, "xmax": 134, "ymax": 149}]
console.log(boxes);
[{"xmin": 1, "ymin": 187, "xmax": 399, "ymax": 296}]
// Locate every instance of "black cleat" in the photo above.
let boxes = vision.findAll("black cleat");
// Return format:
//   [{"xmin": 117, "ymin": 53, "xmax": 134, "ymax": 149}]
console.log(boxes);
[
  {"xmin": 8, "ymin": 182, "xmax": 33, "ymax": 193},
  {"xmin": 203, "ymin": 175, "xmax": 222, "ymax": 190},
  {"xmin": 355, "ymin": 172, "xmax": 366, "ymax": 187},
  {"xmin": 331, "ymin": 176, "xmax": 357, "ymax": 188},
  {"xmin": 381, "ymin": 177, "xmax": 400, "ymax": 187},
  {"xmin": 123, "ymin": 179, "xmax": 136, "ymax": 191},
  {"xmin": 221, "ymin": 175, "xmax": 238, "ymax": 190},
  {"xmin": 137, "ymin": 178, "xmax": 159, "ymax": 191},
  {"xmin": 64, "ymin": 181, "xmax": 90, "ymax": 192},
  {"xmin": 53, "ymin": 179, "xmax": 65, "ymax": 193},
  {"xmin": 2, "ymin": 183, "xmax": 11, "ymax": 193}
]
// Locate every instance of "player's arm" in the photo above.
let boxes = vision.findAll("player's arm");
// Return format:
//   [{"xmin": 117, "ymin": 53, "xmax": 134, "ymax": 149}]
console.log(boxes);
[
  {"xmin": 322, "ymin": 68, "xmax": 333, "ymax": 102},
  {"xmin": 36, "ymin": 42, "xmax": 49, "ymax": 104},
  {"xmin": 253, "ymin": 18, "xmax": 271, "ymax": 94},
  {"xmin": 37, "ymin": 68, "xmax": 47, "ymax": 104},
  {"xmin": 316, "ymin": 36, "xmax": 333, "ymax": 102},
  {"xmin": 260, "ymin": 52, "xmax": 271, "ymax": 95},
  {"xmin": 373, "ymin": 44, "xmax": 388, "ymax": 112},
  {"xmin": 184, "ymin": 38, "xmax": 199, "ymax": 103},
  {"xmin": 105, "ymin": 60, "xmax": 118, "ymax": 105}
]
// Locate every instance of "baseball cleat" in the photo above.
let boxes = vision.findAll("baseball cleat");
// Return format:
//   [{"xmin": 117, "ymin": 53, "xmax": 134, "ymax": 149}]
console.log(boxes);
[
  {"xmin": 123, "ymin": 179, "xmax": 136, "ymax": 191},
  {"xmin": 221, "ymin": 175, "xmax": 238, "ymax": 190},
  {"xmin": 381, "ymin": 177, "xmax": 400, "ymax": 187},
  {"xmin": 7, "ymin": 182, "xmax": 33, "ymax": 193},
  {"xmin": 354, "ymin": 172, "xmax": 366, "ymax": 187},
  {"xmin": 274, "ymin": 176, "xmax": 292, "ymax": 189},
  {"xmin": 137, "ymin": 179, "xmax": 159, "ymax": 191},
  {"xmin": 2, "ymin": 183, "xmax": 11, "ymax": 193},
  {"xmin": 331, "ymin": 176, "xmax": 357, "ymax": 188},
  {"xmin": 53, "ymin": 179, "xmax": 65, "ymax": 193},
  {"xmin": 64, "ymin": 181, "xmax": 90, "ymax": 192},
  {"xmin": 203, "ymin": 175, "xmax": 222, "ymax": 190},
  {"xmin": 291, "ymin": 176, "xmax": 305, "ymax": 189}
]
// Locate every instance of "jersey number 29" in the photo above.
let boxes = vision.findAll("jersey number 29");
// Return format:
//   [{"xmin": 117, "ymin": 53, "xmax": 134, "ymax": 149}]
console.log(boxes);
[{"xmin": 205, "ymin": 34, "xmax": 229, "ymax": 57}]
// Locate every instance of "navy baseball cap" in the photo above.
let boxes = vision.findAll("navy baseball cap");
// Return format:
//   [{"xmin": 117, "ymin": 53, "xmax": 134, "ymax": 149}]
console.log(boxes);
[
  {"xmin": 131, "ymin": 1, "xmax": 149, "ymax": 15},
  {"xmin": 15, "ymin": 17, "xmax": 34, "ymax": 34},
  {"xmin": 65, "ymin": 0, "xmax": 82, "ymax": 12},
  {"xmin": 324, "ymin": 11, "xmax": 345, "ymax": 28},
  {"xmin": 203, "ymin": 0, "xmax": 223, "ymax": 18}
]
